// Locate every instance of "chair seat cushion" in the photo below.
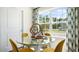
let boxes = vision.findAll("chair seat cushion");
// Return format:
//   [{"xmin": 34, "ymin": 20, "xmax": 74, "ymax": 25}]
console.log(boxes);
[
  {"xmin": 43, "ymin": 48, "xmax": 54, "ymax": 52},
  {"xmin": 18, "ymin": 48, "xmax": 34, "ymax": 52}
]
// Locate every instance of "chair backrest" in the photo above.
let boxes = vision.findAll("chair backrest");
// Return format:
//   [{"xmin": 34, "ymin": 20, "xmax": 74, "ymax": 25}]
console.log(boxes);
[
  {"xmin": 22, "ymin": 33, "xmax": 28, "ymax": 38},
  {"xmin": 9, "ymin": 39, "xmax": 18, "ymax": 52},
  {"xmin": 54, "ymin": 40, "xmax": 65, "ymax": 52}
]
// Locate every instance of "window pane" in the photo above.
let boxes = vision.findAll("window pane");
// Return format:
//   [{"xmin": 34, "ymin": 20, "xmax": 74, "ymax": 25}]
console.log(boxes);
[
  {"xmin": 39, "ymin": 15, "xmax": 43, "ymax": 23},
  {"xmin": 40, "ymin": 24, "xmax": 50, "ymax": 31},
  {"xmin": 51, "ymin": 8, "xmax": 67, "ymax": 22},
  {"xmin": 38, "ymin": 11, "xmax": 50, "ymax": 23},
  {"xmin": 40, "ymin": 24, "xmax": 46, "ymax": 30},
  {"xmin": 45, "ymin": 24, "xmax": 50, "ymax": 29},
  {"xmin": 45, "ymin": 15, "xmax": 50, "ymax": 23}
]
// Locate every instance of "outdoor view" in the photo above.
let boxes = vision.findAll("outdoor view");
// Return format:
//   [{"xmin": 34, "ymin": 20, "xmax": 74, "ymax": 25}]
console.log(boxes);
[{"xmin": 37, "ymin": 8, "xmax": 67, "ymax": 40}]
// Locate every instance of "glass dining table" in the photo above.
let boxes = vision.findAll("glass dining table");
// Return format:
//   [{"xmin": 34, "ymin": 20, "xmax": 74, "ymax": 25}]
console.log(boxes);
[
  {"xmin": 17, "ymin": 37, "xmax": 51, "ymax": 52},
  {"xmin": 17, "ymin": 41, "xmax": 49, "ymax": 52}
]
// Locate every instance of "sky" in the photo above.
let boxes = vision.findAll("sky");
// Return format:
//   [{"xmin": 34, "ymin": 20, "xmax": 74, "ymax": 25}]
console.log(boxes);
[{"xmin": 39, "ymin": 8, "xmax": 67, "ymax": 19}]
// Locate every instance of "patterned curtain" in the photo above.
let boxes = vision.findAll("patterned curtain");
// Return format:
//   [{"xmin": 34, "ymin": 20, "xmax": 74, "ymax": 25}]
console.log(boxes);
[
  {"xmin": 66, "ymin": 7, "xmax": 79, "ymax": 52},
  {"xmin": 32, "ymin": 8, "xmax": 39, "ymax": 24}
]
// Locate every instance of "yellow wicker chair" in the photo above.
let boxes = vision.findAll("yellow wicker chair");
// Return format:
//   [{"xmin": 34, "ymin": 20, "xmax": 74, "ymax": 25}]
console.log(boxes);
[
  {"xmin": 9, "ymin": 39, "xmax": 33, "ymax": 52},
  {"xmin": 43, "ymin": 40, "xmax": 65, "ymax": 52},
  {"xmin": 22, "ymin": 33, "xmax": 29, "ymax": 38}
]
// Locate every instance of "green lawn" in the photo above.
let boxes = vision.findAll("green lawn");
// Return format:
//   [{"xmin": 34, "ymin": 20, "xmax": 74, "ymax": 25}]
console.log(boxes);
[
  {"xmin": 51, "ymin": 29, "xmax": 65, "ymax": 33},
  {"xmin": 43, "ymin": 29, "xmax": 65, "ymax": 33}
]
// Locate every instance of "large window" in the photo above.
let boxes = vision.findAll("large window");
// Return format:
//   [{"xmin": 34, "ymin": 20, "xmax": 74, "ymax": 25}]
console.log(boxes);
[
  {"xmin": 37, "ymin": 8, "xmax": 67, "ymax": 33},
  {"xmin": 34, "ymin": 7, "xmax": 67, "ymax": 40}
]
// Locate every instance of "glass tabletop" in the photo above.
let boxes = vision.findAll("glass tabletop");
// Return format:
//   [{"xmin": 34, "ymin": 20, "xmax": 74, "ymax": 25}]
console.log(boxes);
[{"xmin": 17, "ymin": 41, "xmax": 49, "ymax": 52}]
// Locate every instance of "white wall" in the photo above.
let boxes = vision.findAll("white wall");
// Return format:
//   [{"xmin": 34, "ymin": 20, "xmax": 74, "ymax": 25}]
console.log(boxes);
[
  {"xmin": 0, "ymin": 8, "xmax": 8, "ymax": 51},
  {"xmin": 0, "ymin": 7, "xmax": 33, "ymax": 52}
]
